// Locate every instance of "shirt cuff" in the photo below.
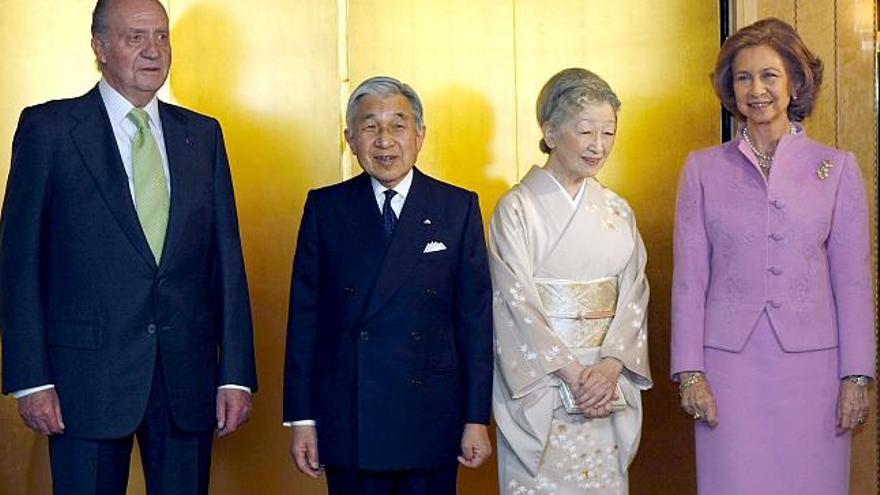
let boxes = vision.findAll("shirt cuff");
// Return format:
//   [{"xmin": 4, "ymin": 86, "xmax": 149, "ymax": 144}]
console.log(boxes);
[
  {"xmin": 283, "ymin": 420, "xmax": 317, "ymax": 427},
  {"xmin": 11, "ymin": 384, "xmax": 55, "ymax": 399},
  {"xmin": 218, "ymin": 384, "xmax": 252, "ymax": 393}
]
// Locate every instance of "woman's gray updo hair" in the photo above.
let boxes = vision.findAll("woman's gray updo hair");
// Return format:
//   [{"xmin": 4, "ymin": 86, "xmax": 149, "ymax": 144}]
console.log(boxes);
[{"xmin": 536, "ymin": 68, "xmax": 621, "ymax": 154}]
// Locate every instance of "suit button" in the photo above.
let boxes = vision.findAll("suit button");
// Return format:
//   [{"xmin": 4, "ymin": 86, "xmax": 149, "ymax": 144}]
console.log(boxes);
[
  {"xmin": 343, "ymin": 287, "xmax": 356, "ymax": 296},
  {"xmin": 768, "ymin": 300, "xmax": 783, "ymax": 309},
  {"xmin": 426, "ymin": 288, "xmax": 438, "ymax": 296},
  {"xmin": 770, "ymin": 233, "xmax": 784, "ymax": 241},
  {"xmin": 147, "ymin": 323, "xmax": 157, "ymax": 335},
  {"xmin": 411, "ymin": 331, "xmax": 423, "ymax": 342},
  {"xmin": 768, "ymin": 266, "xmax": 783, "ymax": 276},
  {"xmin": 360, "ymin": 331, "xmax": 370, "ymax": 341},
  {"xmin": 771, "ymin": 199, "xmax": 785, "ymax": 209}
]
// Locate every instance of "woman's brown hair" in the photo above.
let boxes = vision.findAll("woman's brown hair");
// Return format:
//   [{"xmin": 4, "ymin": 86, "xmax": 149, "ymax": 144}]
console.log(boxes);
[{"xmin": 713, "ymin": 17, "xmax": 823, "ymax": 122}]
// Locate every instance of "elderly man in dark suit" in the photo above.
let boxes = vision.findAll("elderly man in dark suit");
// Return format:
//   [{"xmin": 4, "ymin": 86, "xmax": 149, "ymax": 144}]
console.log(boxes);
[
  {"xmin": 0, "ymin": 0, "xmax": 257, "ymax": 493},
  {"xmin": 284, "ymin": 76, "xmax": 494, "ymax": 494}
]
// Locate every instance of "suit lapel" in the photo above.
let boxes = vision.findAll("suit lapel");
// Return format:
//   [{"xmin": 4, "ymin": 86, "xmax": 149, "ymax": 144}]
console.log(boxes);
[
  {"xmin": 336, "ymin": 173, "xmax": 387, "ymax": 272},
  {"xmin": 70, "ymin": 87, "xmax": 156, "ymax": 271},
  {"xmin": 360, "ymin": 168, "xmax": 437, "ymax": 324},
  {"xmin": 156, "ymin": 102, "xmax": 197, "ymax": 273}
]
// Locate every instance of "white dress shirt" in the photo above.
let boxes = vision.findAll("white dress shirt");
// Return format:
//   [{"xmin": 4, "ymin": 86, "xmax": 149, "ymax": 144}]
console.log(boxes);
[
  {"xmin": 13, "ymin": 80, "xmax": 248, "ymax": 399},
  {"xmin": 284, "ymin": 168, "xmax": 415, "ymax": 427}
]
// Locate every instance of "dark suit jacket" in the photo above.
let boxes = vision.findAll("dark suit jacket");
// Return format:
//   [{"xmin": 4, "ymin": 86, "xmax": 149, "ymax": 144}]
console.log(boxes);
[
  {"xmin": 0, "ymin": 86, "xmax": 257, "ymax": 438},
  {"xmin": 283, "ymin": 168, "xmax": 493, "ymax": 470}
]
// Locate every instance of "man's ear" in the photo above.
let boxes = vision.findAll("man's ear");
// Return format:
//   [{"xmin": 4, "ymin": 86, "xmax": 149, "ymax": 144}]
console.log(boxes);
[
  {"xmin": 415, "ymin": 125, "xmax": 426, "ymax": 153},
  {"xmin": 344, "ymin": 129, "xmax": 356, "ymax": 154},
  {"xmin": 91, "ymin": 37, "xmax": 108, "ymax": 65}
]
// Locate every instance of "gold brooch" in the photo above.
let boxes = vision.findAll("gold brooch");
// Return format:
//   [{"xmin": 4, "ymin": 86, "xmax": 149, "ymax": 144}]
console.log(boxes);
[{"xmin": 817, "ymin": 159, "xmax": 834, "ymax": 180}]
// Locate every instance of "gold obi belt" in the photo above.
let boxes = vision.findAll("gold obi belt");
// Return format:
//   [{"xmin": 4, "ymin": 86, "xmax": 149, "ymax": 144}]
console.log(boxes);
[{"xmin": 535, "ymin": 277, "xmax": 618, "ymax": 348}]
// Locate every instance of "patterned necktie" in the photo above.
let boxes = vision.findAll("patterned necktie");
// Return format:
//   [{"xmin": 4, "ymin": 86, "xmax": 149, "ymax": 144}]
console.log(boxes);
[
  {"xmin": 127, "ymin": 108, "xmax": 170, "ymax": 263},
  {"xmin": 382, "ymin": 189, "xmax": 398, "ymax": 237}
]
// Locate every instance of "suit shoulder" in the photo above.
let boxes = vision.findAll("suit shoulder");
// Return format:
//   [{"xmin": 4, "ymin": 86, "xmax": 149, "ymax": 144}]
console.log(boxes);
[
  {"xmin": 311, "ymin": 174, "xmax": 361, "ymax": 195},
  {"xmin": 418, "ymin": 172, "xmax": 478, "ymax": 201},
  {"xmin": 17, "ymin": 94, "xmax": 87, "ymax": 125},
  {"xmin": 159, "ymin": 101, "xmax": 220, "ymax": 128}
]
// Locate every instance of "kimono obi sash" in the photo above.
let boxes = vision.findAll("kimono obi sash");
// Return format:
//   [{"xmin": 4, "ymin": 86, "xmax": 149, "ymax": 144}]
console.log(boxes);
[{"xmin": 535, "ymin": 276, "xmax": 618, "ymax": 348}]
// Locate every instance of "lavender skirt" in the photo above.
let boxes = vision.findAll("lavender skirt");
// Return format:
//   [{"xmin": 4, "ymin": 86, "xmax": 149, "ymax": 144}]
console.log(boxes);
[{"xmin": 696, "ymin": 311, "xmax": 850, "ymax": 495}]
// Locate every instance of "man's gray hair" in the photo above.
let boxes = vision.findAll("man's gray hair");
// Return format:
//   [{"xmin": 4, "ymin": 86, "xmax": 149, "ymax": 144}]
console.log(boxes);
[
  {"xmin": 91, "ymin": 0, "xmax": 113, "ymax": 42},
  {"xmin": 536, "ymin": 68, "xmax": 621, "ymax": 154},
  {"xmin": 346, "ymin": 76, "xmax": 425, "ymax": 131},
  {"xmin": 90, "ymin": 0, "xmax": 168, "ymax": 71}
]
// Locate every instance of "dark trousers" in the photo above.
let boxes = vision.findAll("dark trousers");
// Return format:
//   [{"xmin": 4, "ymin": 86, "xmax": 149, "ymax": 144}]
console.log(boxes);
[
  {"xmin": 326, "ymin": 466, "xmax": 458, "ymax": 495},
  {"xmin": 48, "ymin": 359, "xmax": 213, "ymax": 495}
]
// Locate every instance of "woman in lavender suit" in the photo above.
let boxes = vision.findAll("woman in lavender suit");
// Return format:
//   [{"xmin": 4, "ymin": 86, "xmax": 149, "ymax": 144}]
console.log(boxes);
[{"xmin": 670, "ymin": 18, "xmax": 874, "ymax": 495}]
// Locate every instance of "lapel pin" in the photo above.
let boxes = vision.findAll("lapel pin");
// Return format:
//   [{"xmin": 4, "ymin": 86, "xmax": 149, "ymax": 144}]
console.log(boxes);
[
  {"xmin": 817, "ymin": 159, "xmax": 834, "ymax": 180},
  {"xmin": 185, "ymin": 136, "xmax": 194, "ymax": 145},
  {"xmin": 422, "ymin": 218, "xmax": 431, "ymax": 225}
]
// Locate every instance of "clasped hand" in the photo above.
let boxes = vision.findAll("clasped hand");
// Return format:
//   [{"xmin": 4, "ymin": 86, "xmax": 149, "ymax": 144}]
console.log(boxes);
[{"xmin": 558, "ymin": 358, "xmax": 623, "ymax": 417}]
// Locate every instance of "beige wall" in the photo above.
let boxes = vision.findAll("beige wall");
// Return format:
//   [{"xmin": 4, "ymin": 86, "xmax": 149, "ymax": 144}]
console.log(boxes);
[{"xmin": 0, "ymin": 1, "xmax": 874, "ymax": 494}]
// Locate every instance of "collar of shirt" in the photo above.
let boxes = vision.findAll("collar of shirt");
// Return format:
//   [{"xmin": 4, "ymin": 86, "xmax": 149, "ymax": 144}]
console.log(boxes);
[
  {"xmin": 98, "ymin": 78, "xmax": 163, "ymax": 138},
  {"xmin": 98, "ymin": 78, "xmax": 171, "ymax": 201},
  {"xmin": 370, "ymin": 168, "xmax": 414, "ymax": 217}
]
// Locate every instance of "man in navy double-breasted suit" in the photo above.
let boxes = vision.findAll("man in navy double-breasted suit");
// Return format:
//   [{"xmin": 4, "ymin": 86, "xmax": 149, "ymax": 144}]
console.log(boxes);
[
  {"xmin": 0, "ymin": 1, "xmax": 257, "ymax": 493},
  {"xmin": 284, "ymin": 76, "xmax": 493, "ymax": 494}
]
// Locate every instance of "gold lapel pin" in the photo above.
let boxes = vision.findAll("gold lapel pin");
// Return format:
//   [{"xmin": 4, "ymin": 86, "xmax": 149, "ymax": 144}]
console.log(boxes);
[{"xmin": 817, "ymin": 159, "xmax": 834, "ymax": 180}]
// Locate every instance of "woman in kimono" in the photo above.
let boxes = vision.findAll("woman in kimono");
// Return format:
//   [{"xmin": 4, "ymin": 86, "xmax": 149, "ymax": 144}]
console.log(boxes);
[
  {"xmin": 490, "ymin": 68, "xmax": 652, "ymax": 495},
  {"xmin": 671, "ymin": 19, "xmax": 874, "ymax": 494}
]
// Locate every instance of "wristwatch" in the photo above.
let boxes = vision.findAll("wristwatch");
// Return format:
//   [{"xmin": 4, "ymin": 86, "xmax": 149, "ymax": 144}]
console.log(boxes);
[{"xmin": 846, "ymin": 375, "xmax": 872, "ymax": 386}]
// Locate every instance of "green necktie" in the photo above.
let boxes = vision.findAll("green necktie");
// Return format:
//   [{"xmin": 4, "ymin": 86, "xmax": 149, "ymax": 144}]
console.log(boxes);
[{"xmin": 127, "ymin": 108, "xmax": 169, "ymax": 263}]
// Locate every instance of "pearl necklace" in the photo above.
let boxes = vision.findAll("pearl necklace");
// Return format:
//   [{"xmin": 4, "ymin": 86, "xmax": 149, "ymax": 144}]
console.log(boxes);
[{"xmin": 741, "ymin": 123, "xmax": 797, "ymax": 175}]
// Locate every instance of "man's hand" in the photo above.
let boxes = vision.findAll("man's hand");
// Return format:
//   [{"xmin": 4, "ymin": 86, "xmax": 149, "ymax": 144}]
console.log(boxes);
[
  {"xmin": 290, "ymin": 425, "xmax": 322, "ymax": 479},
  {"xmin": 216, "ymin": 388, "xmax": 252, "ymax": 438},
  {"xmin": 457, "ymin": 423, "xmax": 492, "ymax": 468},
  {"xmin": 18, "ymin": 388, "xmax": 64, "ymax": 435}
]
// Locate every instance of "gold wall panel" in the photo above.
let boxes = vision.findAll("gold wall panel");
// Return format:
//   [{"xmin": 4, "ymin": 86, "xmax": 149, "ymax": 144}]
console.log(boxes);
[
  {"xmin": 347, "ymin": 0, "xmax": 519, "ymax": 222},
  {"xmin": 1, "ymin": 1, "xmax": 790, "ymax": 494},
  {"xmin": 166, "ymin": 2, "xmax": 340, "ymax": 494}
]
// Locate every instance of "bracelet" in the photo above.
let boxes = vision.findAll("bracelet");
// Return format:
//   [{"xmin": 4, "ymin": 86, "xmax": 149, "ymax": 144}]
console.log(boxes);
[
  {"xmin": 846, "ymin": 375, "xmax": 872, "ymax": 386},
  {"xmin": 678, "ymin": 373, "xmax": 705, "ymax": 396}
]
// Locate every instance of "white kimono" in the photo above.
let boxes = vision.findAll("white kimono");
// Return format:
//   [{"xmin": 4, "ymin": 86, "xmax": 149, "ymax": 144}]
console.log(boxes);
[{"xmin": 490, "ymin": 167, "xmax": 652, "ymax": 495}]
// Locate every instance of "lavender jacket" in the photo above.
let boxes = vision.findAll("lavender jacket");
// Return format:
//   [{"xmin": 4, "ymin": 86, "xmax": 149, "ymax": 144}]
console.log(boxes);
[{"xmin": 671, "ymin": 128, "xmax": 875, "ymax": 378}]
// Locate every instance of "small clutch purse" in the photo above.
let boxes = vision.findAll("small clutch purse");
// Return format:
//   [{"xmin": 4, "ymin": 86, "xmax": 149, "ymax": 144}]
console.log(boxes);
[{"xmin": 559, "ymin": 381, "xmax": 628, "ymax": 415}]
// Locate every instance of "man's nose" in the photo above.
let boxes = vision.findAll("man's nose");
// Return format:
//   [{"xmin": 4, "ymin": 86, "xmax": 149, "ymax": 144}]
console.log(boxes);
[
  {"xmin": 141, "ymin": 37, "xmax": 160, "ymax": 58},
  {"xmin": 375, "ymin": 128, "xmax": 393, "ymax": 147}
]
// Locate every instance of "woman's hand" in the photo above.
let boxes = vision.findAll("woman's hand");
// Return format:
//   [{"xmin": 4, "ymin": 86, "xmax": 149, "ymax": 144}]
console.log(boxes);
[
  {"xmin": 575, "ymin": 358, "xmax": 624, "ymax": 416},
  {"xmin": 837, "ymin": 380, "xmax": 870, "ymax": 430},
  {"xmin": 557, "ymin": 362, "xmax": 586, "ymax": 387},
  {"xmin": 679, "ymin": 372, "xmax": 718, "ymax": 427}
]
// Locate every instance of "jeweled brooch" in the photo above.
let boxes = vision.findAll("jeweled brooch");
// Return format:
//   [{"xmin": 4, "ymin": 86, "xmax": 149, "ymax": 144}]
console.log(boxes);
[{"xmin": 817, "ymin": 159, "xmax": 834, "ymax": 180}]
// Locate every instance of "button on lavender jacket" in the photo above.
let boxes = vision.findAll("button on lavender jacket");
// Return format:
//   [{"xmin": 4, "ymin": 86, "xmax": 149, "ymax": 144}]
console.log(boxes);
[{"xmin": 670, "ymin": 130, "xmax": 875, "ymax": 378}]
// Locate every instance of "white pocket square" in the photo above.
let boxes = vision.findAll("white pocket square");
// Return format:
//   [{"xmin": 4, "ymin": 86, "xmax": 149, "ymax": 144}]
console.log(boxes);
[{"xmin": 423, "ymin": 241, "xmax": 447, "ymax": 253}]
